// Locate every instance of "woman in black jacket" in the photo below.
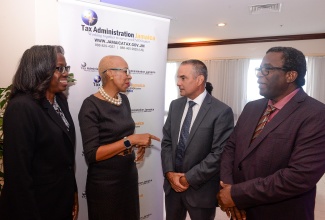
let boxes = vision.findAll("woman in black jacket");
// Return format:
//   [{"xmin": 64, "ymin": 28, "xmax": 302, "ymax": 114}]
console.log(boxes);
[{"xmin": 0, "ymin": 45, "xmax": 78, "ymax": 220}]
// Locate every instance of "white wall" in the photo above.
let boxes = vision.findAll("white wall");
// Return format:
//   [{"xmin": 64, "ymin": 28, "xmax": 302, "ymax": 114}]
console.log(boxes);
[
  {"xmin": 167, "ymin": 39, "xmax": 325, "ymax": 61},
  {"xmin": 0, "ymin": 0, "xmax": 100, "ymax": 88},
  {"xmin": 0, "ymin": 0, "xmax": 35, "ymax": 87}
]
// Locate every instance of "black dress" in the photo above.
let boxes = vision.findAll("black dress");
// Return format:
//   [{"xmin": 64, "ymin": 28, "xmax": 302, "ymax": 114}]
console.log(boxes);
[{"xmin": 78, "ymin": 94, "xmax": 139, "ymax": 220}]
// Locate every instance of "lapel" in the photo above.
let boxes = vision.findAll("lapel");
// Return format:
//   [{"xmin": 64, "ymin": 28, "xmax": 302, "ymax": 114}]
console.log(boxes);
[
  {"xmin": 186, "ymin": 94, "xmax": 211, "ymax": 147},
  {"xmin": 240, "ymin": 89, "xmax": 307, "ymax": 162},
  {"xmin": 42, "ymin": 94, "xmax": 74, "ymax": 145},
  {"xmin": 172, "ymin": 97, "xmax": 187, "ymax": 148}
]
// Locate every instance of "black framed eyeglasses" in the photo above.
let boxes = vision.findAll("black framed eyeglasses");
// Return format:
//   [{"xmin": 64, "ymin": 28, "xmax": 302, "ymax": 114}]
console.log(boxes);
[
  {"xmin": 255, "ymin": 67, "xmax": 288, "ymax": 76},
  {"xmin": 102, "ymin": 68, "xmax": 130, "ymax": 75},
  {"xmin": 56, "ymin": 66, "xmax": 70, "ymax": 74}
]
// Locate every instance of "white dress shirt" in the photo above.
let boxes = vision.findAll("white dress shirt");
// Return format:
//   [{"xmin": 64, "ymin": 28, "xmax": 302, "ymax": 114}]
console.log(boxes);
[{"xmin": 178, "ymin": 90, "xmax": 207, "ymax": 141}]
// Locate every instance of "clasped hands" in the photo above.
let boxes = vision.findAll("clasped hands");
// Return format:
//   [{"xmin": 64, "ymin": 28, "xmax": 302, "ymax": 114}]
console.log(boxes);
[
  {"xmin": 217, "ymin": 181, "xmax": 246, "ymax": 220},
  {"xmin": 166, "ymin": 172, "xmax": 189, "ymax": 192}
]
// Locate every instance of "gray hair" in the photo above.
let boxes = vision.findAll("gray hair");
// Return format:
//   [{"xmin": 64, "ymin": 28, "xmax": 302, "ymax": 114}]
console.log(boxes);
[{"xmin": 180, "ymin": 59, "xmax": 208, "ymax": 82}]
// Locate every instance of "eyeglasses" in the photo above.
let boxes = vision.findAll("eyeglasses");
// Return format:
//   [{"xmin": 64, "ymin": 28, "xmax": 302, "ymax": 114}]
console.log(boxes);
[
  {"xmin": 56, "ymin": 66, "xmax": 70, "ymax": 74},
  {"xmin": 102, "ymin": 68, "xmax": 130, "ymax": 75},
  {"xmin": 255, "ymin": 67, "xmax": 288, "ymax": 76}
]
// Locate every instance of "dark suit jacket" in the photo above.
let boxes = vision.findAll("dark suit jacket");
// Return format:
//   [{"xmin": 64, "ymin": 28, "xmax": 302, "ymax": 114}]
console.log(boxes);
[
  {"xmin": 221, "ymin": 89, "xmax": 325, "ymax": 220},
  {"xmin": 161, "ymin": 93, "xmax": 234, "ymax": 208},
  {"xmin": 0, "ymin": 93, "xmax": 77, "ymax": 220}
]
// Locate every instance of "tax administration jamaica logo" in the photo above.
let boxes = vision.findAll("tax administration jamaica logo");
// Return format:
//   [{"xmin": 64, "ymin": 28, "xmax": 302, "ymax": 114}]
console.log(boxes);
[
  {"xmin": 94, "ymin": 75, "xmax": 101, "ymax": 83},
  {"xmin": 81, "ymin": 9, "xmax": 98, "ymax": 26}
]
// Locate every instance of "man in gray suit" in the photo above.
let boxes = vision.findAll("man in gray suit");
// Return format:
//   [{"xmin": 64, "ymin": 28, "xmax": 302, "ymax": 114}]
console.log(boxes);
[
  {"xmin": 217, "ymin": 47, "xmax": 325, "ymax": 220},
  {"xmin": 161, "ymin": 59, "xmax": 234, "ymax": 220}
]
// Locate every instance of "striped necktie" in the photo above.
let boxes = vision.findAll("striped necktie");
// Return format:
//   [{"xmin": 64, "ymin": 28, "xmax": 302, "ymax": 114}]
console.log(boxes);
[
  {"xmin": 175, "ymin": 101, "xmax": 196, "ymax": 172},
  {"xmin": 251, "ymin": 105, "xmax": 276, "ymax": 140}
]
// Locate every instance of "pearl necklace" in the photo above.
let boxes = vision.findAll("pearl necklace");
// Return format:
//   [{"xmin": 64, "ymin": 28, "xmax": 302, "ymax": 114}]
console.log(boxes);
[{"xmin": 99, "ymin": 86, "xmax": 122, "ymax": 106}]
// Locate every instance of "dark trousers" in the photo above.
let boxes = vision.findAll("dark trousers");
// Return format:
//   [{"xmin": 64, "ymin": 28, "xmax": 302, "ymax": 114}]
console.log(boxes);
[{"xmin": 165, "ymin": 189, "xmax": 216, "ymax": 220}]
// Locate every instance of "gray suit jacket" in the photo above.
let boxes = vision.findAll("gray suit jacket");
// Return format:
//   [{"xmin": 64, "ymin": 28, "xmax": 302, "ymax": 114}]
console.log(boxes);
[
  {"xmin": 221, "ymin": 89, "xmax": 325, "ymax": 220},
  {"xmin": 161, "ymin": 93, "xmax": 234, "ymax": 208}
]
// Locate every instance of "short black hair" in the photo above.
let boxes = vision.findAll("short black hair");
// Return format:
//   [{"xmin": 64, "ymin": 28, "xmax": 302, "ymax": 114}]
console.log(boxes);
[
  {"xmin": 205, "ymin": 82, "xmax": 213, "ymax": 94},
  {"xmin": 266, "ymin": 47, "xmax": 306, "ymax": 87}
]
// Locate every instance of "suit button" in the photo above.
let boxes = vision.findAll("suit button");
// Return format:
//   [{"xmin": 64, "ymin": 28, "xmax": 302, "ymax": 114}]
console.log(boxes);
[
  {"xmin": 238, "ymin": 164, "xmax": 242, "ymax": 171},
  {"xmin": 68, "ymin": 166, "xmax": 72, "ymax": 170}
]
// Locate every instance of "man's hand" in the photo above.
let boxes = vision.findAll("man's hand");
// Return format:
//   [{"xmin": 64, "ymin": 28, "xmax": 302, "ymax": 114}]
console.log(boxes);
[
  {"xmin": 217, "ymin": 181, "xmax": 246, "ymax": 220},
  {"xmin": 166, "ymin": 172, "xmax": 188, "ymax": 192},
  {"xmin": 227, "ymin": 206, "xmax": 246, "ymax": 220},
  {"xmin": 179, "ymin": 176, "xmax": 189, "ymax": 188},
  {"xmin": 217, "ymin": 181, "xmax": 235, "ymax": 207}
]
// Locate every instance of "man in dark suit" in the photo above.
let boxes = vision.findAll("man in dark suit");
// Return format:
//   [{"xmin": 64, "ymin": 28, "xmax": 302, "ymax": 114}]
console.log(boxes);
[
  {"xmin": 161, "ymin": 59, "xmax": 234, "ymax": 220},
  {"xmin": 217, "ymin": 47, "xmax": 325, "ymax": 220}
]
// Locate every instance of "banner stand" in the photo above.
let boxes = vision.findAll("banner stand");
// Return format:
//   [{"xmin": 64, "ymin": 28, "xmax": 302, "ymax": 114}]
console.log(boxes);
[{"xmin": 59, "ymin": 1, "xmax": 170, "ymax": 219}]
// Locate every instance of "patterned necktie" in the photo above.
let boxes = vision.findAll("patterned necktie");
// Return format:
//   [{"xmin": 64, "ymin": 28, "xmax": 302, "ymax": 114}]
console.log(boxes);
[
  {"xmin": 175, "ymin": 101, "xmax": 196, "ymax": 172},
  {"xmin": 251, "ymin": 105, "xmax": 276, "ymax": 140}
]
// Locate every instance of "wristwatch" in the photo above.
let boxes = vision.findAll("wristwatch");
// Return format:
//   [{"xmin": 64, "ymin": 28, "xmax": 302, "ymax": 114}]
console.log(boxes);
[{"xmin": 123, "ymin": 137, "xmax": 132, "ymax": 149}]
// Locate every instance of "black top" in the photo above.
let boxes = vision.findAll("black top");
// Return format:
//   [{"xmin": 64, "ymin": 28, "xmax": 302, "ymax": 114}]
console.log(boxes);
[{"xmin": 78, "ymin": 93, "xmax": 135, "ymax": 165}]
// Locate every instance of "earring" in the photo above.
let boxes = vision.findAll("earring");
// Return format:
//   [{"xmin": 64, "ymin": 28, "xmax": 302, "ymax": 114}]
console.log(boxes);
[{"xmin": 110, "ymin": 76, "xmax": 114, "ymax": 80}]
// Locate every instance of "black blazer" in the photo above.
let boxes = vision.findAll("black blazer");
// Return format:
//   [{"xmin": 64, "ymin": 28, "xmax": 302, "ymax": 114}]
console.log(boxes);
[{"xmin": 0, "ymin": 93, "xmax": 77, "ymax": 220}]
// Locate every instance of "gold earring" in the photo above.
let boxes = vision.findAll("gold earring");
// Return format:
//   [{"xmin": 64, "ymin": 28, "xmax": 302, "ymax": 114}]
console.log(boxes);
[{"xmin": 110, "ymin": 76, "xmax": 114, "ymax": 80}]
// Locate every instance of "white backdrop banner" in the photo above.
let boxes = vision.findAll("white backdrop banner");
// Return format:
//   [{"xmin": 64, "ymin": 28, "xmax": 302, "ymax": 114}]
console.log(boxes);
[{"xmin": 58, "ymin": 0, "xmax": 170, "ymax": 219}]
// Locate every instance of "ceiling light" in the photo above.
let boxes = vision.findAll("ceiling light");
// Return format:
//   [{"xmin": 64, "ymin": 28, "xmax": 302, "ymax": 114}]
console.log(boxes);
[
  {"xmin": 217, "ymin": 23, "xmax": 226, "ymax": 27},
  {"xmin": 181, "ymin": 37, "xmax": 211, "ymax": 42}
]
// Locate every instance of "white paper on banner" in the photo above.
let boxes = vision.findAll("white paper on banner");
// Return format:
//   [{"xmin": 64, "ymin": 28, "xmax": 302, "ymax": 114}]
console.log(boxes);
[{"xmin": 58, "ymin": 0, "xmax": 170, "ymax": 219}]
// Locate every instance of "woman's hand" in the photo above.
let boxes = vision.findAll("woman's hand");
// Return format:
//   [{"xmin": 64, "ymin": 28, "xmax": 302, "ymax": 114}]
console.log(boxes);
[
  {"xmin": 72, "ymin": 192, "xmax": 79, "ymax": 220},
  {"xmin": 129, "ymin": 133, "xmax": 160, "ymax": 147},
  {"xmin": 134, "ymin": 146, "xmax": 146, "ymax": 162}
]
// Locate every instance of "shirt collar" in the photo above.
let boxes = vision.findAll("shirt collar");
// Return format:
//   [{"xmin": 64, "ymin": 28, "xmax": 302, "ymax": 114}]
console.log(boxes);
[
  {"xmin": 268, "ymin": 88, "xmax": 300, "ymax": 110},
  {"xmin": 187, "ymin": 90, "xmax": 207, "ymax": 106}
]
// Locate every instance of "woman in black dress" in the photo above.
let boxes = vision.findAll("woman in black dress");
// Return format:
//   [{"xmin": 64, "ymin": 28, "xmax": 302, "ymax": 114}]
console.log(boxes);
[{"xmin": 78, "ymin": 55, "xmax": 159, "ymax": 220}]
